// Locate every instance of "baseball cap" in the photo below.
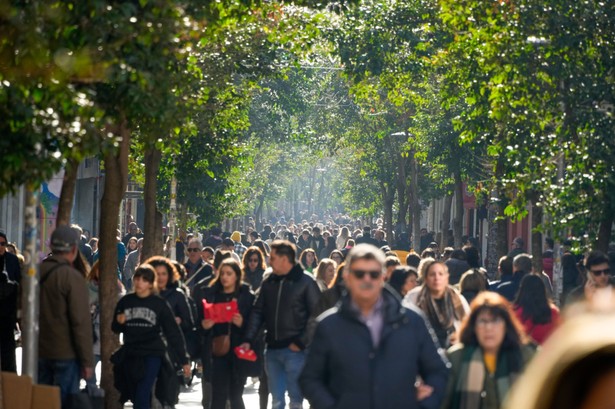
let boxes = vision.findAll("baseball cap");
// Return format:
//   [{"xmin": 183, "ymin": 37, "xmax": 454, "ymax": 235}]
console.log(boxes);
[{"xmin": 50, "ymin": 225, "xmax": 80, "ymax": 252}]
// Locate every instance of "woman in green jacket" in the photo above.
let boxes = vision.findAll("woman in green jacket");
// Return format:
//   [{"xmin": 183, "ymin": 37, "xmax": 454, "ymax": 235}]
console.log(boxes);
[{"xmin": 441, "ymin": 291, "xmax": 535, "ymax": 409}]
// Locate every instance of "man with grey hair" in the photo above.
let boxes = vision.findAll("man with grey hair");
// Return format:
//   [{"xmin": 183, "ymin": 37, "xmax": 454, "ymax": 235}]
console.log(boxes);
[
  {"xmin": 299, "ymin": 244, "xmax": 448, "ymax": 409},
  {"xmin": 38, "ymin": 225, "xmax": 94, "ymax": 406},
  {"xmin": 184, "ymin": 238, "xmax": 205, "ymax": 279}
]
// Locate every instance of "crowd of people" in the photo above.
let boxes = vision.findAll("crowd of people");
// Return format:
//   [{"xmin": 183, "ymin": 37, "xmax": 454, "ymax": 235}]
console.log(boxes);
[{"xmin": 1, "ymin": 217, "xmax": 615, "ymax": 409}]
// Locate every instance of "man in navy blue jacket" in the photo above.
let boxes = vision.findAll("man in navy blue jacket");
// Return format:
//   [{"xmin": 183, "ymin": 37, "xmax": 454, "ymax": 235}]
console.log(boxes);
[{"xmin": 299, "ymin": 244, "xmax": 449, "ymax": 409}]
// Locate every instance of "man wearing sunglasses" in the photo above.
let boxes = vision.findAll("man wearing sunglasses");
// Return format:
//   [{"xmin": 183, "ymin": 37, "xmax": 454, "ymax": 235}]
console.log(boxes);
[
  {"xmin": 0, "ymin": 231, "xmax": 21, "ymax": 373},
  {"xmin": 184, "ymin": 238, "xmax": 205, "ymax": 280},
  {"xmin": 567, "ymin": 250, "xmax": 613, "ymax": 305},
  {"xmin": 300, "ymin": 244, "xmax": 449, "ymax": 409}
]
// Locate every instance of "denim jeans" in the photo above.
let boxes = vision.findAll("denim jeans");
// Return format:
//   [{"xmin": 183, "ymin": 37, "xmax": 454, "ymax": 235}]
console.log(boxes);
[
  {"xmin": 38, "ymin": 358, "xmax": 80, "ymax": 406},
  {"xmin": 134, "ymin": 356, "xmax": 161, "ymax": 409},
  {"xmin": 265, "ymin": 347, "xmax": 306, "ymax": 409}
]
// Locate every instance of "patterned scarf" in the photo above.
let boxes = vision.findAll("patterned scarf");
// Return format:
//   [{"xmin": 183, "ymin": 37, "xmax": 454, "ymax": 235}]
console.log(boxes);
[
  {"xmin": 452, "ymin": 346, "xmax": 522, "ymax": 409},
  {"xmin": 416, "ymin": 285, "xmax": 466, "ymax": 332}
]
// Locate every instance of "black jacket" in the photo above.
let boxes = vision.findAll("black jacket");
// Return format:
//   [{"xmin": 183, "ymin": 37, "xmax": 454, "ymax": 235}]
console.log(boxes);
[
  {"xmin": 299, "ymin": 288, "xmax": 449, "ymax": 409},
  {"xmin": 445, "ymin": 258, "xmax": 471, "ymax": 286},
  {"xmin": 244, "ymin": 267, "xmax": 265, "ymax": 291},
  {"xmin": 197, "ymin": 283, "xmax": 254, "ymax": 346},
  {"xmin": 244, "ymin": 263, "xmax": 321, "ymax": 350},
  {"xmin": 0, "ymin": 252, "xmax": 21, "ymax": 319},
  {"xmin": 495, "ymin": 271, "xmax": 527, "ymax": 302},
  {"xmin": 160, "ymin": 285, "xmax": 196, "ymax": 334}
]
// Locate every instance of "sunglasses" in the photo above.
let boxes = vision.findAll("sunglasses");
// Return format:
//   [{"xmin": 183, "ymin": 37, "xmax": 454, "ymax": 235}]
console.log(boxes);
[
  {"xmin": 0, "ymin": 242, "xmax": 6, "ymax": 247},
  {"xmin": 591, "ymin": 268, "xmax": 611, "ymax": 276},
  {"xmin": 187, "ymin": 248, "xmax": 200, "ymax": 252},
  {"xmin": 248, "ymin": 258, "xmax": 259, "ymax": 262},
  {"xmin": 350, "ymin": 269, "xmax": 381, "ymax": 280}
]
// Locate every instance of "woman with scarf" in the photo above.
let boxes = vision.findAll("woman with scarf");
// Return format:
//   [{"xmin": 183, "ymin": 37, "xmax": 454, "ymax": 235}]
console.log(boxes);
[
  {"xmin": 404, "ymin": 259, "xmax": 470, "ymax": 349},
  {"xmin": 441, "ymin": 291, "xmax": 535, "ymax": 409}
]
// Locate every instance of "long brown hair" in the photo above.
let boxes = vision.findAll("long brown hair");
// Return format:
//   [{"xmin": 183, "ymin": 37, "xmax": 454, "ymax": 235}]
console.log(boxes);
[
  {"xmin": 242, "ymin": 247, "xmax": 266, "ymax": 272},
  {"xmin": 459, "ymin": 291, "xmax": 528, "ymax": 348},
  {"xmin": 209, "ymin": 259, "xmax": 244, "ymax": 293}
]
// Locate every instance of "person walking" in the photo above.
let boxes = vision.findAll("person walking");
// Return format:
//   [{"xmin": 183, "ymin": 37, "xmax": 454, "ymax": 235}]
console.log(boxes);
[
  {"xmin": 240, "ymin": 240, "xmax": 321, "ymax": 409},
  {"xmin": 112, "ymin": 264, "xmax": 191, "ymax": 409},
  {"xmin": 513, "ymin": 275, "xmax": 560, "ymax": 344},
  {"xmin": 0, "ymin": 231, "xmax": 21, "ymax": 373},
  {"xmin": 299, "ymin": 244, "xmax": 449, "ymax": 409},
  {"xmin": 440, "ymin": 292, "xmax": 535, "ymax": 409},
  {"xmin": 148, "ymin": 256, "xmax": 198, "ymax": 364},
  {"xmin": 38, "ymin": 225, "xmax": 94, "ymax": 406},
  {"xmin": 200, "ymin": 259, "xmax": 255, "ymax": 409},
  {"xmin": 242, "ymin": 247, "xmax": 267, "ymax": 290},
  {"xmin": 404, "ymin": 260, "xmax": 470, "ymax": 350}
]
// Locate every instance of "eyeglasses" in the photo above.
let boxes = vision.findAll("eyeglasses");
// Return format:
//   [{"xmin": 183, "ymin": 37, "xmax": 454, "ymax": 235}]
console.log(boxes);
[
  {"xmin": 187, "ymin": 248, "xmax": 200, "ymax": 252},
  {"xmin": 476, "ymin": 317, "xmax": 504, "ymax": 328},
  {"xmin": 350, "ymin": 269, "xmax": 381, "ymax": 280},
  {"xmin": 590, "ymin": 268, "xmax": 611, "ymax": 276},
  {"xmin": 0, "ymin": 242, "xmax": 6, "ymax": 247}
]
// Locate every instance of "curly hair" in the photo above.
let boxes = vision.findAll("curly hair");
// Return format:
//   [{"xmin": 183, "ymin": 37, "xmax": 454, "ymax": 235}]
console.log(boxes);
[{"xmin": 143, "ymin": 256, "xmax": 180, "ymax": 285}]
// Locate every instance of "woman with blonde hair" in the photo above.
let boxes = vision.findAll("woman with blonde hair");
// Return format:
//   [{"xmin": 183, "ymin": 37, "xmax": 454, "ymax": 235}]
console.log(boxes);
[
  {"xmin": 336, "ymin": 226, "xmax": 350, "ymax": 250},
  {"xmin": 314, "ymin": 258, "xmax": 337, "ymax": 292},
  {"xmin": 404, "ymin": 259, "xmax": 469, "ymax": 349}
]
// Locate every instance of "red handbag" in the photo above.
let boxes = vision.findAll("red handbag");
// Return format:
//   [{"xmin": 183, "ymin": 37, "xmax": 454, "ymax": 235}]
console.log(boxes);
[{"xmin": 203, "ymin": 299, "xmax": 238, "ymax": 323}]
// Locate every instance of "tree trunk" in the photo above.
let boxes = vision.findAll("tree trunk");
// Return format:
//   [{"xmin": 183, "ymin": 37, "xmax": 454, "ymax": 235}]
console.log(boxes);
[
  {"xmin": 56, "ymin": 158, "xmax": 80, "ymax": 226},
  {"xmin": 596, "ymin": 197, "xmax": 614, "ymax": 253},
  {"xmin": 382, "ymin": 185, "xmax": 394, "ymax": 245},
  {"xmin": 453, "ymin": 172, "xmax": 464, "ymax": 247},
  {"xmin": 141, "ymin": 147, "xmax": 162, "ymax": 260},
  {"xmin": 254, "ymin": 196, "xmax": 264, "ymax": 231},
  {"xmin": 99, "ymin": 120, "xmax": 130, "ymax": 409},
  {"xmin": 441, "ymin": 190, "xmax": 454, "ymax": 249},
  {"xmin": 486, "ymin": 205, "xmax": 499, "ymax": 278},
  {"xmin": 530, "ymin": 196, "xmax": 543, "ymax": 273},
  {"xmin": 408, "ymin": 152, "xmax": 421, "ymax": 251}
]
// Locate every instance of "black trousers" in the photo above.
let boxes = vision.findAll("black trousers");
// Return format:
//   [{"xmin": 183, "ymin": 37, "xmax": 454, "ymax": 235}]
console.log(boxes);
[
  {"xmin": 0, "ymin": 317, "xmax": 17, "ymax": 372},
  {"xmin": 211, "ymin": 355, "xmax": 246, "ymax": 409}
]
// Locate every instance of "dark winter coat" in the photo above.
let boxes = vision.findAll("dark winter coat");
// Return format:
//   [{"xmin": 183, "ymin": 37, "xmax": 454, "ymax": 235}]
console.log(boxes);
[
  {"xmin": 244, "ymin": 263, "xmax": 321, "ymax": 350},
  {"xmin": 160, "ymin": 284, "xmax": 199, "ymax": 358},
  {"xmin": 199, "ymin": 283, "xmax": 258, "ymax": 377},
  {"xmin": 0, "ymin": 252, "xmax": 21, "ymax": 320},
  {"xmin": 244, "ymin": 267, "xmax": 265, "ymax": 291},
  {"xmin": 445, "ymin": 258, "xmax": 471, "ymax": 286},
  {"xmin": 299, "ymin": 288, "xmax": 449, "ymax": 409},
  {"xmin": 495, "ymin": 271, "xmax": 527, "ymax": 302}
]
